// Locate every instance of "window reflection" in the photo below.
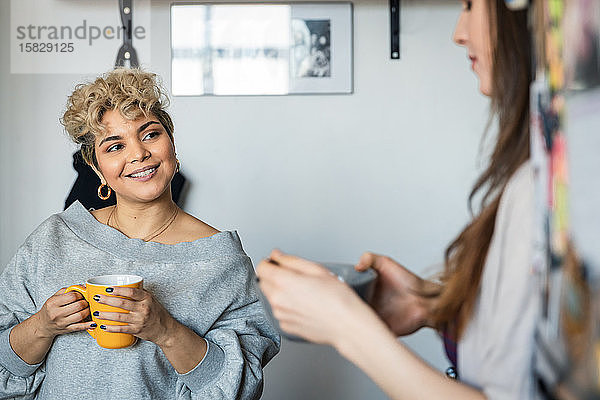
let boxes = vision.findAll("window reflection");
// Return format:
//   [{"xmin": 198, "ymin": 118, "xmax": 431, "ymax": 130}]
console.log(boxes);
[{"xmin": 171, "ymin": 4, "xmax": 291, "ymax": 95}]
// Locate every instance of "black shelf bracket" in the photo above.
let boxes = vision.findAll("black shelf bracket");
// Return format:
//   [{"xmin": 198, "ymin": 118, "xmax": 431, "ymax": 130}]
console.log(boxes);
[
  {"xmin": 115, "ymin": 0, "xmax": 139, "ymax": 68},
  {"xmin": 390, "ymin": 0, "xmax": 400, "ymax": 59}
]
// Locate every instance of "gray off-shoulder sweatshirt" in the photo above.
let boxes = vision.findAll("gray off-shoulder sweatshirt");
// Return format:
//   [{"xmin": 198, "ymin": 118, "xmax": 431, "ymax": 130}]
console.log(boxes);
[{"xmin": 0, "ymin": 201, "xmax": 280, "ymax": 399}]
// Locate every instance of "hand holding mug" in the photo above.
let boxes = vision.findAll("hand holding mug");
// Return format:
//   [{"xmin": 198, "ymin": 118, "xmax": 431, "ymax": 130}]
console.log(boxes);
[
  {"xmin": 66, "ymin": 275, "xmax": 144, "ymax": 349},
  {"xmin": 92, "ymin": 286, "xmax": 177, "ymax": 347},
  {"xmin": 35, "ymin": 288, "xmax": 93, "ymax": 338}
]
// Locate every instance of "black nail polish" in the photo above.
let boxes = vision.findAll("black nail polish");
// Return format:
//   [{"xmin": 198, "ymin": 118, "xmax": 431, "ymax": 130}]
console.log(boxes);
[
  {"xmin": 105, "ymin": 287, "xmax": 114, "ymax": 293},
  {"xmin": 90, "ymin": 323, "xmax": 97, "ymax": 328},
  {"xmin": 93, "ymin": 311, "xmax": 99, "ymax": 317},
  {"xmin": 100, "ymin": 325, "xmax": 106, "ymax": 330},
  {"xmin": 93, "ymin": 295, "xmax": 100, "ymax": 302}
]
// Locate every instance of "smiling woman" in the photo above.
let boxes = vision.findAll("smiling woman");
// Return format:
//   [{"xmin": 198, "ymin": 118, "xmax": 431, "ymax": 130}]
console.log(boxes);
[
  {"xmin": 61, "ymin": 69, "xmax": 184, "ymax": 240},
  {"xmin": 0, "ymin": 68, "xmax": 280, "ymax": 400},
  {"xmin": 62, "ymin": 68, "xmax": 174, "ymax": 171},
  {"xmin": 93, "ymin": 112, "xmax": 177, "ymax": 205}
]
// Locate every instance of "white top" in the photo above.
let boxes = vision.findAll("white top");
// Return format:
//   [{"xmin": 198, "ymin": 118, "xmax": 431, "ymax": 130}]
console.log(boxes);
[{"xmin": 458, "ymin": 161, "xmax": 541, "ymax": 399}]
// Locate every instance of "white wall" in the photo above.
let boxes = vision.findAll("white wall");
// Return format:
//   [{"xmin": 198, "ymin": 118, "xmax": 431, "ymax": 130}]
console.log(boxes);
[
  {"xmin": 566, "ymin": 89, "xmax": 600, "ymax": 279},
  {"xmin": 0, "ymin": 1, "xmax": 489, "ymax": 399}
]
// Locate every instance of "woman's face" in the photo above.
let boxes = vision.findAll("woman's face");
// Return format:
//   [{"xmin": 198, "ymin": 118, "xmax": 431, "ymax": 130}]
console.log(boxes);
[
  {"xmin": 453, "ymin": 0, "xmax": 494, "ymax": 96},
  {"xmin": 94, "ymin": 109, "xmax": 176, "ymax": 204}
]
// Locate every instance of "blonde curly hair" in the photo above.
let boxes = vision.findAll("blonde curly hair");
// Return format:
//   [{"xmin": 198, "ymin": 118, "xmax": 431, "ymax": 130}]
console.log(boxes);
[{"xmin": 61, "ymin": 68, "xmax": 174, "ymax": 168}]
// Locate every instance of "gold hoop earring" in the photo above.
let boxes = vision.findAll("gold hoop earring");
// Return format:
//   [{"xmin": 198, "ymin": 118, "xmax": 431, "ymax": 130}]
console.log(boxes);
[
  {"xmin": 97, "ymin": 183, "xmax": 112, "ymax": 200},
  {"xmin": 175, "ymin": 158, "xmax": 180, "ymax": 173}
]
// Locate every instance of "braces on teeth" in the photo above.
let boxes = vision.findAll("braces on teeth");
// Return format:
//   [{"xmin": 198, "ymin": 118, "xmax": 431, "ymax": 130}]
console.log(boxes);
[{"xmin": 130, "ymin": 167, "xmax": 155, "ymax": 178}]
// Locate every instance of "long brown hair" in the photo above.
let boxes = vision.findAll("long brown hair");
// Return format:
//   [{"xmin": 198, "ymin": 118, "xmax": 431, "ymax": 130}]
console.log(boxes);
[{"xmin": 429, "ymin": 0, "xmax": 532, "ymax": 338}]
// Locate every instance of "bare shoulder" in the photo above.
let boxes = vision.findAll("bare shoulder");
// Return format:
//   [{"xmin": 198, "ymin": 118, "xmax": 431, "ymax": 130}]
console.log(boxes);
[
  {"xmin": 177, "ymin": 211, "xmax": 220, "ymax": 241},
  {"xmin": 90, "ymin": 206, "xmax": 114, "ymax": 224}
]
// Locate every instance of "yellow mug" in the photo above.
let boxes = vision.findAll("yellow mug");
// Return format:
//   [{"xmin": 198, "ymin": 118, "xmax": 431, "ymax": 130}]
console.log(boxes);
[{"xmin": 66, "ymin": 274, "xmax": 143, "ymax": 349}]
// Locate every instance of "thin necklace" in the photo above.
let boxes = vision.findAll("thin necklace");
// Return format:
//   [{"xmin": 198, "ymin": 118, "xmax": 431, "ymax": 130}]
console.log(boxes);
[
  {"xmin": 107, "ymin": 205, "xmax": 179, "ymax": 242},
  {"xmin": 144, "ymin": 207, "xmax": 179, "ymax": 242}
]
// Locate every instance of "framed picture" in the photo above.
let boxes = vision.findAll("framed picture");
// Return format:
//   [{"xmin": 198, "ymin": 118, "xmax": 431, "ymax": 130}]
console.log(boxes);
[{"xmin": 171, "ymin": 2, "xmax": 353, "ymax": 96}]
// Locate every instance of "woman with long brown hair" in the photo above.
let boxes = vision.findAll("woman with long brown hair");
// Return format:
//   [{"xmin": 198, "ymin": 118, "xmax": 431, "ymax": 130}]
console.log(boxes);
[{"xmin": 257, "ymin": 0, "xmax": 538, "ymax": 398}]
